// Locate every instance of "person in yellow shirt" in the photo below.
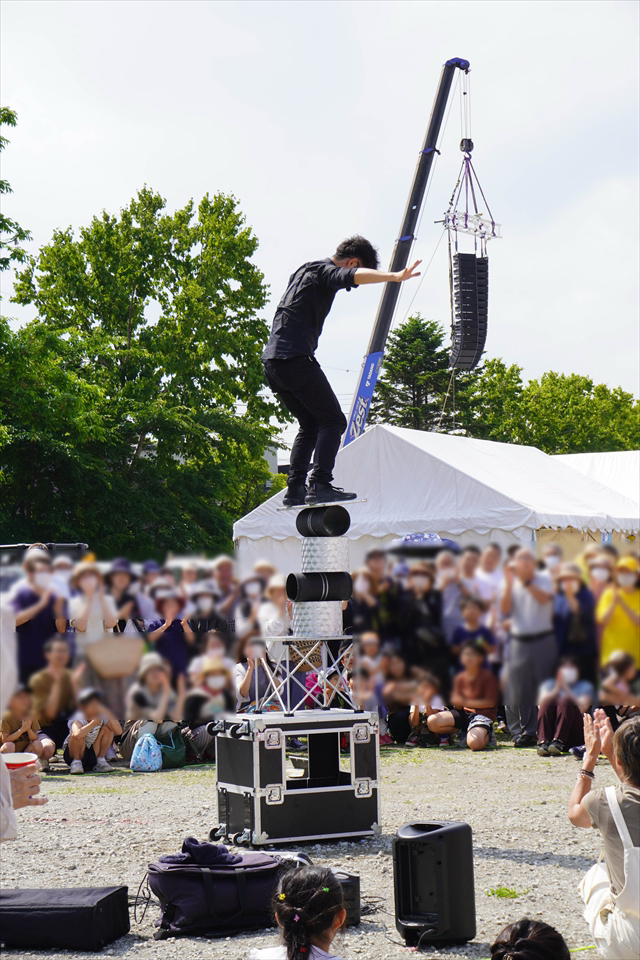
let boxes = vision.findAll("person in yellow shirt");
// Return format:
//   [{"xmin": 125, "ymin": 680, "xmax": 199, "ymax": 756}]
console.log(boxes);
[{"xmin": 597, "ymin": 556, "xmax": 640, "ymax": 668}]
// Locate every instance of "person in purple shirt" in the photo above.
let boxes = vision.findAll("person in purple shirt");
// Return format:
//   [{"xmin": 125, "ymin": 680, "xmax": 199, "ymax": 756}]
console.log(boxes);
[
  {"xmin": 147, "ymin": 592, "xmax": 196, "ymax": 697},
  {"xmin": 12, "ymin": 552, "xmax": 67, "ymax": 683}
]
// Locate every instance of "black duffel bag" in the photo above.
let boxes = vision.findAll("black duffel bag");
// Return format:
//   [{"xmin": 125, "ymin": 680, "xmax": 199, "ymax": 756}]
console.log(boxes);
[
  {"xmin": 0, "ymin": 885, "xmax": 129, "ymax": 951},
  {"xmin": 148, "ymin": 851, "xmax": 282, "ymax": 938}
]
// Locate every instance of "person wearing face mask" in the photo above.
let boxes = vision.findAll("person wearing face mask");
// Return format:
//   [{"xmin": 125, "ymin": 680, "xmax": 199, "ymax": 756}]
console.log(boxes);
[
  {"xmin": 11, "ymin": 553, "xmax": 67, "ymax": 683},
  {"xmin": 182, "ymin": 658, "xmax": 234, "ymax": 760},
  {"xmin": 586, "ymin": 552, "xmax": 614, "ymax": 600},
  {"xmin": 50, "ymin": 555, "xmax": 74, "ymax": 601},
  {"xmin": 542, "ymin": 544, "xmax": 563, "ymax": 575},
  {"xmin": 399, "ymin": 564, "xmax": 447, "ymax": 689},
  {"xmin": 235, "ymin": 636, "xmax": 281, "ymax": 712},
  {"xmin": 233, "ymin": 577, "xmax": 267, "ymax": 644},
  {"xmin": 119, "ymin": 653, "xmax": 181, "ymax": 762},
  {"xmin": 186, "ymin": 580, "xmax": 231, "ymax": 653},
  {"xmin": 553, "ymin": 563, "xmax": 597, "ymax": 682},
  {"xmin": 435, "ymin": 550, "xmax": 464, "ymax": 644},
  {"xmin": 597, "ymin": 557, "xmax": 640, "ymax": 670},
  {"xmin": 536, "ymin": 657, "xmax": 595, "ymax": 756}
]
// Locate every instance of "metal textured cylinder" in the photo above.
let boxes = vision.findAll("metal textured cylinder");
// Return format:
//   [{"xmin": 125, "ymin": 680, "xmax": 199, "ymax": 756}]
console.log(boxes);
[
  {"xmin": 292, "ymin": 600, "xmax": 343, "ymax": 638},
  {"xmin": 301, "ymin": 537, "xmax": 349, "ymax": 573},
  {"xmin": 287, "ymin": 572, "xmax": 352, "ymax": 603},
  {"xmin": 296, "ymin": 506, "xmax": 351, "ymax": 538}
]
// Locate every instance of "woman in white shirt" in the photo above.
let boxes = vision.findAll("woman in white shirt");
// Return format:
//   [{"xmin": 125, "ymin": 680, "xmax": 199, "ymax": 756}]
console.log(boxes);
[
  {"xmin": 250, "ymin": 865, "xmax": 346, "ymax": 960},
  {"xmin": 68, "ymin": 561, "xmax": 119, "ymax": 709}
]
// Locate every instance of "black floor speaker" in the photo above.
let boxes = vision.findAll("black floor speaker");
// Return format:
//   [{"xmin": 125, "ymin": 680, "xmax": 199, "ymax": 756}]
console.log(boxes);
[{"xmin": 393, "ymin": 821, "xmax": 476, "ymax": 945}]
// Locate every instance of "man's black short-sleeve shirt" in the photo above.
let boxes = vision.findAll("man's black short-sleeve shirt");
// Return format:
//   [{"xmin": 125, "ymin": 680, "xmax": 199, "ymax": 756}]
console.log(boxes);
[{"xmin": 262, "ymin": 258, "xmax": 358, "ymax": 361}]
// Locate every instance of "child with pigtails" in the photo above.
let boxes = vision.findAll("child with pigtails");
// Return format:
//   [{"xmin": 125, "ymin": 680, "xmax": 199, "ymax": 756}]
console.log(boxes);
[{"xmin": 250, "ymin": 866, "xmax": 346, "ymax": 960}]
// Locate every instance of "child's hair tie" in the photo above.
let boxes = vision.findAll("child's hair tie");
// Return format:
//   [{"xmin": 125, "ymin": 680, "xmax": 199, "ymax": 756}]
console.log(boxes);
[
  {"xmin": 322, "ymin": 887, "xmax": 329, "ymax": 892},
  {"xmin": 294, "ymin": 913, "xmax": 300, "ymax": 922},
  {"xmin": 300, "ymin": 949, "xmax": 307, "ymax": 954},
  {"xmin": 278, "ymin": 893, "xmax": 286, "ymax": 901}
]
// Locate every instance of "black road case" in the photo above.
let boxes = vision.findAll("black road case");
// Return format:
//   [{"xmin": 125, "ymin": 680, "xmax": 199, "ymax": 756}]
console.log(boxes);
[{"xmin": 212, "ymin": 710, "xmax": 380, "ymax": 846}]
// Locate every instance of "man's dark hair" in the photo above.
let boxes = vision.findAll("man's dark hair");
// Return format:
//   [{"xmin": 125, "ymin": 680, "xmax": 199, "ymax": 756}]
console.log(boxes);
[
  {"xmin": 488, "ymin": 542, "xmax": 502, "ymax": 553},
  {"xmin": 462, "ymin": 545, "xmax": 481, "ymax": 556},
  {"xmin": 460, "ymin": 639, "xmax": 485, "ymax": 656},
  {"xmin": 491, "ymin": 918, "xmax": 570, "ymax": 960},
  {"xmin": 614, "ymin": 716, "xmax": 640, "ymax": 786},
  {"xmin": 44, "ymin": 635, "xmax": 70, "ymax": 654},
  {"xmin": 335, "ymin": 236, "xmax": 379, "ymax": 270}
]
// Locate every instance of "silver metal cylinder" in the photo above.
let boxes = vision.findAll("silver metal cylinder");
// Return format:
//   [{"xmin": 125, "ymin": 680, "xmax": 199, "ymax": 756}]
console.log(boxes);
[
  {"xmin": 301, "ymin": 537, "xmax": 349, "ymax": 573},
  {"xmin": 292, "ymin": 600, "xmax": 343, "ymax": 638}
]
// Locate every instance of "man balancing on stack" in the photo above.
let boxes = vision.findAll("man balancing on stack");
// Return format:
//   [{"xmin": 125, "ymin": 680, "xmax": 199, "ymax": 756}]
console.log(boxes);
[{"xmin": 263, "ymin": 236, "xmax": 421, "ymax": 507}]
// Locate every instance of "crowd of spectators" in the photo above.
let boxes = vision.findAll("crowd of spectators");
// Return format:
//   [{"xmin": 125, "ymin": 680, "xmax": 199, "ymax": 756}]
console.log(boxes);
[{"xmin": 1, "ymin": 538, "xmax": 638, "ymax": 771}]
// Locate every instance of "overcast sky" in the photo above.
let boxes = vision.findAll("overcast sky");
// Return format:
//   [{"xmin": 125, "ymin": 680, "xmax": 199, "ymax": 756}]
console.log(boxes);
[{"xmin": 2, "ymin": 0, "xmax": 638, "ymax": 456}]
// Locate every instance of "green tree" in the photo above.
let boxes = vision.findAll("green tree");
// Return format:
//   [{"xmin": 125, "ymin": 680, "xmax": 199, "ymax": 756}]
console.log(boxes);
[
  {"xmin": 521, "ymin": 373, "xmax": 639, "ymax": 454},
  {"xmin": 369, "ymin": 315, "xmax": 478, "ymax": 431},
  {"xmin": 460, "ymin": 358, "xmax": 528, "ymax": 443},
  {"xmin": 2, "ymin": 188, "xmax": 284, "ymax": 555},
  {"xmin": 0, "ymin": 108, "xmax": 31, "ymax": 273}
]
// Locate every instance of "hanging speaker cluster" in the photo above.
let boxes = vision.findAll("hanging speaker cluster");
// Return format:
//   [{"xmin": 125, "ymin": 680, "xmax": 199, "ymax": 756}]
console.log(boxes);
[{"xmin": 449, "ymin": 252, "xmax": 488, "ymax": 371}]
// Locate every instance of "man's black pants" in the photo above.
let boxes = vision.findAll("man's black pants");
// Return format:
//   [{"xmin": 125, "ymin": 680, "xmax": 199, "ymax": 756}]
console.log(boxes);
[{"xmin": 263, "ymin": 356, "xmax": 347, "ymax": 484}]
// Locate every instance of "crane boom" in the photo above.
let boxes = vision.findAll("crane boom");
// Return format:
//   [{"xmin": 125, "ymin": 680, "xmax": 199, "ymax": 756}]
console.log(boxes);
[{"xmin": 343, "ymin": 57, "xmax": 469, "ymax": 447}]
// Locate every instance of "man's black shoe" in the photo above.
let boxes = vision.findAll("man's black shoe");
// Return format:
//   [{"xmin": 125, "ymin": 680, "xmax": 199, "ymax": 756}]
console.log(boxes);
[
  {"xmin": 305, "ymin": 482, "xmax": 357, "ymax": 505},
  {"xmin": 283, "ymin": 482, "xmax": 307, "ymax": 507},
  {"xmin": 547, "ymin": 739, "xmax": 565, "ymax": 756},
  {"xmin": 537, "ymin": 741, "xmax": 551, "ymax": 756},
  {"xmin": 514, "ymin": 734, "xmax": 538, "ymax": 748}
]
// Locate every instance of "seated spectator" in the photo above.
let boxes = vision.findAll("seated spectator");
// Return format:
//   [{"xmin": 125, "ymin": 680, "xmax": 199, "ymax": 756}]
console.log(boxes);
[
  {"xmin": 450, "ymin": 596, "xmax": 496, "ymax": 660},
  {"xmin": 250, "ymin": 864, "xmax": 346, "ymax": 960},
  {"xmin": 253, "ymin": 559, "xmax": 277, "ymax": 583},
  {"xmin": 188, "ymin": 630, "xmax": 236, "ymax": 685},
  {"xmin": 490, "ymin": 918, "xmax": 570, "ymax": 960},
  {"xmin": 536, "ymin": 657, "xmax": 594, "ymax": 757},
  {"xmin": 105, "ymin": 558, "xmax": 145, "ymax": 635},
  {"xmin": 348, "ymin": 666, "xmax": 375, "ymax": 711},
  {"xmin": 570, "ymin": 711, "xmax": 639, "ymax": 959},
  {"xmin": 597, "ymin": 556, "xmax": 640, "ymax": 669},
  {"xmin": 119, "ymin": 653, "xmax": 181, "ymax": 761},
  {"xmin": 553, "ymin": 563, "xmax": 597, "ymax": 679},
  {"xmin": 29, "ymin": 637, "xmax": 80, "ymax": 749},
  {"xmin": 50, "ymin": 554, "xmax": 74, "ymax": 601},
  {"xmin": 12, "ymin": 550, "xmax": 67, "ymax": 683},
  {"xmin": 406, "ymin": 671, "xmax": 445, "ymax": 748},
  {"xmin": 1, "ymin": 687, "xmax": 56, "ymax": 770},
  {"xmin": 382, "ymin": 652, "xmax": 415, "ymax": 744},
  {"xmin": 365, "ymin": 548, "xmax": 403, "ymax": 643},
  {"xmin": 235, "ymin": 637, "xmax": 281, "ymax": 713},
  {"xmin": 427, "ymin": 641, "xmax": 499, "ymax": 750},
  {"xmin": 178, "ymin": 561, "xmax": 199, "ymax": 601},
  {"xmin": 258, "ymin": 575, "xmax": 292, "ymax": 648},
  {"xmin": 147, "ymin": 591, "xmax": 196, "ymax": 696},
  {"xmin": 62, "ymin": 687, "xmax": 122, "ymax": 775},
  {"xmin": 359, "ymin": 631, "xmax": 382, "ymax": 676},
  {"xmin": 182, "ymin": 658, "xmax": 234, "ymax": 761},
  {"xmin": 599, "ymin": 651, "xmax": 640, "ymax": 716},
  {"xmin": 187, "ymin": 579, "xmax": 231, "ymax": 649}
]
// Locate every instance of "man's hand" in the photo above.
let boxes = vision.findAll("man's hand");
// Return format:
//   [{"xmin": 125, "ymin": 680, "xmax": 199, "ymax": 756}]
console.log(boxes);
[
  {"xmin": 394, "ymin": 260, "xmax": 421, "ymax": 282},
  {"xmin": 9, "ymin": 762, "xmax": 47, "ymax": 810}
]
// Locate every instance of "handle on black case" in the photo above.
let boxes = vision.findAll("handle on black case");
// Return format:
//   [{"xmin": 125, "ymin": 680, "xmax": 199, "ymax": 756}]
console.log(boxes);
[{"xmin": 202, "ymin": 866, "xmax": 246, "ymax": 922}]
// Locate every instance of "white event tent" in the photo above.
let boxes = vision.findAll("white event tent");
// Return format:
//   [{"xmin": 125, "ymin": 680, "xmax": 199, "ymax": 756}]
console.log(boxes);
[
  {"xmin": 234, "ymin": 425, "xmax": 640, "ymax": 572},
  {"xmin": 555, "ymin": 451, "xmax": 639, "ymax": 509}
]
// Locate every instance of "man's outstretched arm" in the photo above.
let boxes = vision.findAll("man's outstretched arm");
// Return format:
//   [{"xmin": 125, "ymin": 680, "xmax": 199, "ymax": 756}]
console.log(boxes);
[{"xmin": 354, "ymin": 260, "xmax": 421, "ymax": 285}]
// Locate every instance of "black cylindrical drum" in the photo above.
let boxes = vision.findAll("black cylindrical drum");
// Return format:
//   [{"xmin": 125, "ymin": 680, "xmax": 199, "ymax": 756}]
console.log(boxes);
[
  {"xmin": 393, "ymin": 821, "xmax": 476, "ymax": 946},
  {"xmin": 287, "ymin": 571, "xmax": 352, "ymax": 603},
  {"xmin": 296, "ymin": 506, "xmax": 351, "ymax": 538}
]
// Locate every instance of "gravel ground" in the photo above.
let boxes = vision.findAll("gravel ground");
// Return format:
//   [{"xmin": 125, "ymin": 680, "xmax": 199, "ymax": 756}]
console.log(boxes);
[{"xmin": 1, "ymin": 739, "xmax": 611, "ymax": 959}]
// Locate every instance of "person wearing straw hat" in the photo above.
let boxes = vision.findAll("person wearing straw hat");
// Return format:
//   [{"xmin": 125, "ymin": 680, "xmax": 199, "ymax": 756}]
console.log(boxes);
[
  {"xmin": 104, "ymin": 558, "xmax": 144, "ymax": 636},
  {"xmin": 68, "ymin": 561, "xmax": 118, "ymax": 652},
  {"xmin": 182, "ymin": 657, "xmax": 234, "ymax": 760},
  {"xmin": 597, "ymin": 557, "xmax": 640, "ymax": 669},
  {"xmin": 119, "ymin": 653, "xmax": 181, "ymax": 762},
  {"xmin": 553, "ymin": 562, "xmax": 597, "ymax": 680}
]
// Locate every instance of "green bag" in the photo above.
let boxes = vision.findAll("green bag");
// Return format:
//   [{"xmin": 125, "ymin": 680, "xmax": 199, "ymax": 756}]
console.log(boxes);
[{"xmin": 156, "ymin": 728, "xmax": 186, "ymax": 769}]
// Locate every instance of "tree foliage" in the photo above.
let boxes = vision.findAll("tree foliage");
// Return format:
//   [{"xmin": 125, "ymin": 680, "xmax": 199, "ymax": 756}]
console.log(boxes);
[
  {"xmin": 1, "ymin": 188, "xmax": 285, "ymax": 556},
  {"xmin": 370, "ymin": 316, "xmax": 638, "ymax": 454},
  {"xmin": 0, "ymin": 107, "xmax": 32, "ymax": 273}
]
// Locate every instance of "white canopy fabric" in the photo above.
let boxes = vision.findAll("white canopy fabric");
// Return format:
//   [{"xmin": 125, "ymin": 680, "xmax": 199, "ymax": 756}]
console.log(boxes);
[
  {"xmin": 555, "ymin": 451, "xmax": 640, "ymax": 509},
  {"xmin": 234, "ymin": 426, "xmax": 639, "ymax": 572}
]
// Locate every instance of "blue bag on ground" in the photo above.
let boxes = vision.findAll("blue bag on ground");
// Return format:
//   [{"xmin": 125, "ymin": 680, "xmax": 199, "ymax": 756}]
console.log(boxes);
[
  {"xmin": 130, "ymin": 734, "xmax": 162, "ymax": 772},
  {"xmin": 147, "ymin": 838, "xmax": 283, "ymax": 938}
]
